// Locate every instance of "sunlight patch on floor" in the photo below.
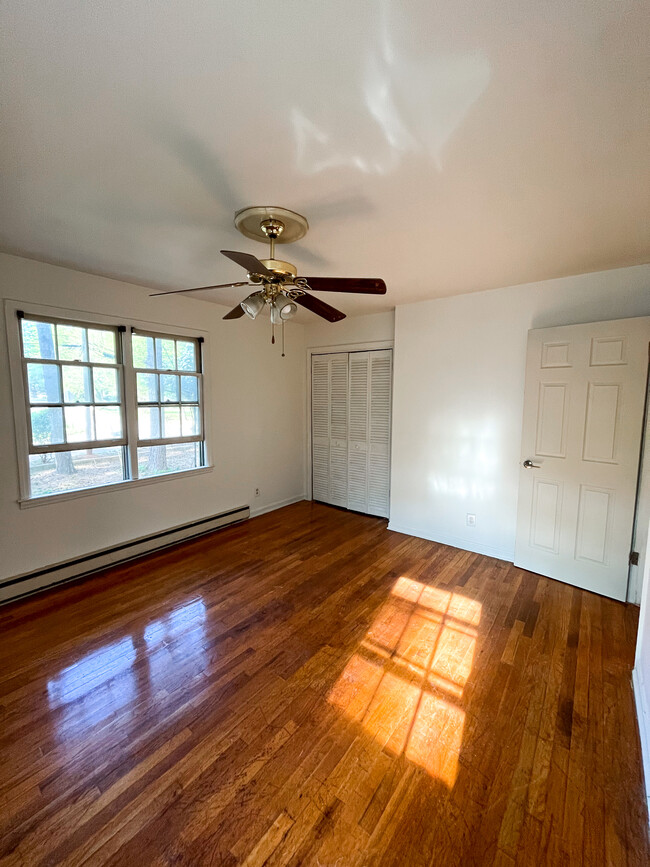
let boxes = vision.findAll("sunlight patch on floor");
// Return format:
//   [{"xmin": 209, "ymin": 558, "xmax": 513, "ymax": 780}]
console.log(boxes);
[{"xmin": 328, "ymin": 576, "xmax": 480, "ymax": 787}]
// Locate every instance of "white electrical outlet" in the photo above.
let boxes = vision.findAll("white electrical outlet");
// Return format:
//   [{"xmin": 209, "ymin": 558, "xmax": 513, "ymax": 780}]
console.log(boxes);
[
  {"xmin": 466, "ymin": 513, "xmax": 476, "ymax": 527},
  {"xmin": 255, "ymin": 488, "xmax": 260, "ymax": 497}
]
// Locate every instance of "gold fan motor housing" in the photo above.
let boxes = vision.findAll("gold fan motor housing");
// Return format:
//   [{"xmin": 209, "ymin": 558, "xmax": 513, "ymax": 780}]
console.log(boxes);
[{"xmin": 259, "ymin": 258, "xmax": 298, "ymax": 277}]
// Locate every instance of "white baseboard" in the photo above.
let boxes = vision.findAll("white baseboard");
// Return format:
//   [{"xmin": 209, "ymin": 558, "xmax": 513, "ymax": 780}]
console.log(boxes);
[
  {"xmin": 250, "ymin": 494, "xmax": 306, "ymax": 518},
  {"xmin": 386, "ymin": 522, "xmax": 514, "ymax": 564},
  {"xmin": 1, "ymin": 505, "xmax": 250, "ymax": 605},
  {"xmin": 633, "ymin": 666, "xmax": 650, "ymax": 826}
]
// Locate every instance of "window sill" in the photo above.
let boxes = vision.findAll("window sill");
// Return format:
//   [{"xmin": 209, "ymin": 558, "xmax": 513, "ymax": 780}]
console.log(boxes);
[{"xmin": 18, "ymin": 465, "xmax": 214, "ymax": 509}]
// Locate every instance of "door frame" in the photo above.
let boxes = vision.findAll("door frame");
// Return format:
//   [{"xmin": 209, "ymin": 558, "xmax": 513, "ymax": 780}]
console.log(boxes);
[
  {"xmin": 305, "ymin": 339, "xmax": 394, "ymax": 503},
  {"xmin": 629, "ymin": 356, "xmax": 650, "ymax": 602}
]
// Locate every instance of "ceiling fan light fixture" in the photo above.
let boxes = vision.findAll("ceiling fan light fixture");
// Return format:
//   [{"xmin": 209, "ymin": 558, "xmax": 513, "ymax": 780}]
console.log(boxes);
[
  {"xmin": 271, "ymin": 294, "xmax": 298, "ymax": 324},
  {"xmin": 240, "ymin": 291, "xmax": 265, "ymax": 319}
]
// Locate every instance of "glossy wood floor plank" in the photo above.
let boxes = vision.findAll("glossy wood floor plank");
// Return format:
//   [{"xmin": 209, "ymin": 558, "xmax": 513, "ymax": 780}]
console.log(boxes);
[{"xmin": 0, "ymin": 501, "xmax": 648, "ymax": 866}]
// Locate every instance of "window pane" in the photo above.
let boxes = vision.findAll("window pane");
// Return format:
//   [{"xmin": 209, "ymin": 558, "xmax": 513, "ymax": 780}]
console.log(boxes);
[
  {"xmin": 160, "ymin": 374, "xmax": 179, "ymax": 402},
  {"xmin": 95, "ymin": 406, "xmax": 122, "ymax": 440},
  {"xmin": 180, "ymin": 375, "xmax": 198, "ymax": 402},
  {"xmin": 29, "ymin": 447, "xmax": 125, "ymax": 497},
  {"xmin": 27, "ymin": 363, "xmax": 61, "ymax": 404},
  {"xmin": 93, "ymin": 367, "xmax": 119, "ymax": 403},
  {"xmin": 22, "ymin": 320, "xmax": 56, "ymax": 359},
  {"xmin": 162, "ymin": 405, "xmax": 181, "ymax": 438},
  {"xmin": 65, "ymin": 406, "xmax": 94, "ymax": 442},
  {"xmin": 156, "ymin": 338, "xmax": 175, "ymax": 370},
  {"xmin": 138, "ymin": 406, "xmax": 160, "ymax": 439},
  {"xmin": 132, "ymin": 334, "xmax": 155, "ymax": 369},
  {"xmin": 137, "ymin": 372, "xmax": 158, "ymax": 402},
  {"xmin": 57, "ymin": 324, "xmax": 87, "ymax": 361},
  {"xmin": 181, "ymin": 405, "xmax": 200, "ymax": 436},
  {"xmin": 137, "ymin": 442, "xmax": 201, "ymax": 478},
  {"xmin": 176, "ymin": 341, "xmax": 197, "ymax": 371},
  {"xmin": 62, "ymin": 365, "xmax": 92, "ymax": 403},
  {"xmin": 88, "ymin": 329, "xmax": 116, "ymax": 364},
  {"xmin": 31, "ymin": 407, "xmax": 64, "ymax": 445}
]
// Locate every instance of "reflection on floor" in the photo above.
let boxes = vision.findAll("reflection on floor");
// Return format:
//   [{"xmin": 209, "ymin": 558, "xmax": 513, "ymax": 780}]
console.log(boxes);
[{"xmin": 0, "ymin": 501, "xmax": 648, "ymax": 866}]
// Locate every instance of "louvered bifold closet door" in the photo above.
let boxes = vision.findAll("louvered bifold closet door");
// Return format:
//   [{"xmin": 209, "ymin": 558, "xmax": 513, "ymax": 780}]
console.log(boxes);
[
  {"xmin": 347, "ymin": 353, "xmax": 370, "ymax": 512},
  {"xmin": 328, "ymin": 354, "xmax": 349, "ymax": 507},
  {"xmin": 311, "ymin": 355, "xmax": 330, "ymax": 503},
  {"xmin": 367, "ymin": 350, "xmax": 392, "ymax": 517},
  {"xmin": 311, "ymin": 353, "xmax": 349, "ymax": 508},
  {"xmin": 312, "ymin": 350, "xmax": 390, "ymax": 516}
]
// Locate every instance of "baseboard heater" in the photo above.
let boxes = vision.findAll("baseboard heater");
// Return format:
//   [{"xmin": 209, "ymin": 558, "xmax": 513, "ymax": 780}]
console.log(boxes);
[{"xmin": 0, "ymin": 505, "xmax": 250, "ymax": 606}]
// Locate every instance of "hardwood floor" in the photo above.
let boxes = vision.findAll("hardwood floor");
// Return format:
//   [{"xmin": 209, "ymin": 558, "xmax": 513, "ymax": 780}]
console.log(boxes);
[{"xmin": 0, "ymin": 501, "xmax": 648, "ymax": 866}]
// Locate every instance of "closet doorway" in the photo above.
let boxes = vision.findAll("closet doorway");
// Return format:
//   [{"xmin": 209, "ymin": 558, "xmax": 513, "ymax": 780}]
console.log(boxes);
[{"xmin": 311, "ymin": 349, "xmax": 393, "ymax": 518}]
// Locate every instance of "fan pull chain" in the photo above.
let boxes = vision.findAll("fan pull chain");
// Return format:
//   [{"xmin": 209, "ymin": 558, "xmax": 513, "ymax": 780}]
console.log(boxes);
[
  {"xmin": 282, "ymin": 321, "xmax": 285, "ymax": 357},
  {"xmin": 271, "ymin": 319, "xmax": 275, "ymax": 345}
]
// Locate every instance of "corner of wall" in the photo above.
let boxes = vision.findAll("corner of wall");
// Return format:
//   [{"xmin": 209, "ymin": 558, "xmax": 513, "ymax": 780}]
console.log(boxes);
[
  {"xmin": 386, "ymin": 521, "xmax": 514, "ymax": 563},
  {"xmin": 633, "ymin": 666, "xmax": 650, "ymax": 826},
  {"xmin": 634, "ymin": 516, "xmax": 650, "ymax": 825}
]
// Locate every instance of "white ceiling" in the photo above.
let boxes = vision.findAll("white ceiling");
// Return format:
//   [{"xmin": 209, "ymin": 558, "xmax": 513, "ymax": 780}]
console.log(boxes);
[{"xmin": 1, "ymin": 1, "xmax": 649, "ymax": 319}]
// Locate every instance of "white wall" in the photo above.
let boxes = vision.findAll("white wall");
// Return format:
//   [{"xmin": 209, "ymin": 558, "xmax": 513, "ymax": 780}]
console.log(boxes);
[
  {"xmin": 303, "ymin": 310, "xmax": 395, "ymax": 350},
  {"xmin": 634, "ymin": 514, "xmax": 650, "ymax": 820},
  {"xmin": 389, "ymin": 264, "xmax": 650, "ymax": 599},
  {"xmin": 0, "ymin": 253, "xmax": 305, "ymax": 588}
]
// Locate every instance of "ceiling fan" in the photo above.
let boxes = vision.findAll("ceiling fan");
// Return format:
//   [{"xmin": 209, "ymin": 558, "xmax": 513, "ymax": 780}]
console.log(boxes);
[{"xmin": 150, "ymin": 207, "xmax": 387, "ymax": 337}]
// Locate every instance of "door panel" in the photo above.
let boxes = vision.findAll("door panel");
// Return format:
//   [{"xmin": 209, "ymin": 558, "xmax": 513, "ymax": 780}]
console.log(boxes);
[
  {"xmin": 329, "ymin": 355, "xmax": 349, "ymax": 507},
  {"xmin": 348, "ymin": 440, "xmax": 368, "ymax": 512},
  {"xmin": 575, "ymin": 485, "xmax": 613, "ymax": 564},
  {"xmin": 311, "ymin": 356, "xmax": 330, "ymax": 503},
  {"xmin": 311, "ymin": 353, "xmax": 348, "ymax": 508},
  {"xmin": 535, "ymin": 383, "xmax": 569, "ymax": 457},
  {"xmin": 347, "ymin": 353, "xmax": 370, "ymax": 512},
  {"xmin": 367, "ymin": 351, "xmax": 392, "ymax": 518},
  {"xmin": 515, "ymin": 316, "xmax": 649, "ymax": 600},
  {"xmin": 582, "ymin": 383, "xmax": 620, "ymax": 462},
  {"xmin": 530, "ymin": 477, "xmax": 563, "ymax": 554}
]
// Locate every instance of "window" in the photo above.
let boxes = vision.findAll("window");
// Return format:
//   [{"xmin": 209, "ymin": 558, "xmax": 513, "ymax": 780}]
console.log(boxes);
[
  {"xmin": 131, "ymin": 330, "xmax": 204, "ymax": 478},
  {"xmin": 12, "ymin": 310, "xmax": 207, "ymax": 501}
]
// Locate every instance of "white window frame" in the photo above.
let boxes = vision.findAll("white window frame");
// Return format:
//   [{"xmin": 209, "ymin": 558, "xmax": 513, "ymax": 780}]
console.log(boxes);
[
  {"xmin": 131, "ymin": 327, "xmax": 204, "ymax": 449},
  {"xmin": 19, "ymin": 314, "xmax": 128, "ymax": 455},
  {"xmin": 5, "ymin": 299, "xmax": 213, "ymax": 507}
]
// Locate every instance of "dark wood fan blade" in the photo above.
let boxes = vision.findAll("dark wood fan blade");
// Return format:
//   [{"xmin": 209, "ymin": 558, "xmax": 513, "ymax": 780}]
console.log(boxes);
[
  {"xmin": 221, "ymin": 250, "xmax": 274, "ymax": 277},
  {"xmin": 150, "ymin": 281, "xmax": 249, "ymax": 297},
  {"xmin": 223, "ymin": 304, "xmax": 246, "ymax": 320},
  {"xmin": 300, "ymin": 276, "xmax": 386, "ymax": 294},
  {"xmin": 295, "ymin": 293, "xmax": 346, "ymax": 322}
]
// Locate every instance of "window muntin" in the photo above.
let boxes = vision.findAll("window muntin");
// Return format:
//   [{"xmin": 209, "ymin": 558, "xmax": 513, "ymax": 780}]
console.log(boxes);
[{"xmin": 15, "ymin": 314, "xmax": 207, "ymax": 499}]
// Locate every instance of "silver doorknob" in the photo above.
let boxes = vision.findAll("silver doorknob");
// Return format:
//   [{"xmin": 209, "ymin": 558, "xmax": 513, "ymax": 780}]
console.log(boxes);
[{"xmin": 523, "ymin": 459, "xmax": 541, "ymax": 469}]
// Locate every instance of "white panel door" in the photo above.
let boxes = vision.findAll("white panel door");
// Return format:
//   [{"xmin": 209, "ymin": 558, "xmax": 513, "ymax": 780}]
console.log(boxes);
[{"xmin": 515, "ymin": 317, "xmax": 650, "ymax": 600}]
